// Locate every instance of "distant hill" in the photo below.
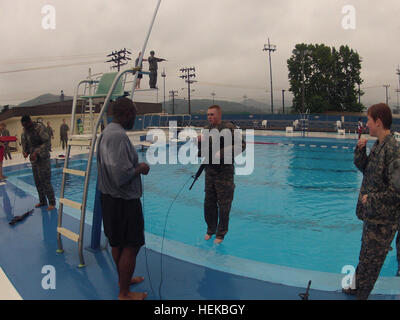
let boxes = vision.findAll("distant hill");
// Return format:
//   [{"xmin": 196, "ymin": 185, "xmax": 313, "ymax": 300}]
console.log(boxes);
[
  {"xmin": 13, "ymin": 94, "xmax": 273, "ymax": 114},
  {"xmin": 163, "ymin": 98, "xmax": 268, "ymax": 114},
  {"xmin": 17, "ymin": 93, "xmax": 73, "ymax": 107}
]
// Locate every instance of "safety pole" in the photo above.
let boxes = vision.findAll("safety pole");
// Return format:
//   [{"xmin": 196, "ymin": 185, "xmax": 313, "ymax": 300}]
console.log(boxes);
[{"xmin": 131, "ymin": 0, "xmax": 162, "ymax": 101}]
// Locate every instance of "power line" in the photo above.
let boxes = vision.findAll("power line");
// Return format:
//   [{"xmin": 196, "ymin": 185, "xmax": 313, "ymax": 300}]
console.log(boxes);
[
  {"xmin": 0, "ymin": 60, "xmax": 105, "ymax": 74},
  {"xmin": 0, "ymin": 52, "xmax": 108, "ymax": 65}
]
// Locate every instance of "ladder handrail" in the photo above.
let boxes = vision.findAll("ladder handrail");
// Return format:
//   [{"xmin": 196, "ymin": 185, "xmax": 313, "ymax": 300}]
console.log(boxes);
[
  {"xmin": 57, "ymin": 79, "xmax": 96, "ymax": 255},
  {"xmin": 70, "ymin": 80, "xmax": 97, "ymax": 134}
]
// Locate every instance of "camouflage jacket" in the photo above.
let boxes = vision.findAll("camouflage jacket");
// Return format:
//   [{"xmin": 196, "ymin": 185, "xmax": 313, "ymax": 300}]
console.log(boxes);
[
  {"xmin": 21, "ymin": 122, "xmax": 51, "ymax": 160},
  {"xmin": 354, "ymin": 133, "xmax": 400, "ymax": 225},
  {"xmin": 198, "ymin": 121, "xmax": 246, "ymax": 170}
]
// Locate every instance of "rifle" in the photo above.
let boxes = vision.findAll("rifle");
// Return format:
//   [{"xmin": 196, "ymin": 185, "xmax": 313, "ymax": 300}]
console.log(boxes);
[
  {"xmin": 189, "ymin": 164, "xmax": 206, "ymax": 190},
  {"xmin": 299, "ymin": 280, "xmax": 312, "ymax": 300}
]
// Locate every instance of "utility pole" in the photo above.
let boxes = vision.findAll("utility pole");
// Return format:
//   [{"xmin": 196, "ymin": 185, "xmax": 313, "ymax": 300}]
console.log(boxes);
[
  {"xmin": 161, "ymin": 69, "xmax": 166, "ymax": 113},
  {"xmin": 179, "ymin": 67, "xmax": 196, "ymax": 114},
  {"xmin": 396, "ymin": 66, "xmax": 400, "ymax": 109},
  {"xmin": 211, "ymin": 92, "xmax": 216, "ymax": 104},
  {"xmin": 282, "ymin": 89, "xmax": 286, "ymax": 114},
  {"xmin": 106, "ymin": 48, "xmax": 132, "ymax": 71},
  {"xmin": 263, "ymin": 38, "xmax": 276, "ymax": 114},
  {"xmin": 169, "ymin": 90, "xmax": 178, "ymax": 114},
  {"xmin": 397, "ymin": 65, "xmax": 400, "ymax": 89},
  {"xmin": 383, "ymin": 84, "xmax": 390, "ymax": 105}
]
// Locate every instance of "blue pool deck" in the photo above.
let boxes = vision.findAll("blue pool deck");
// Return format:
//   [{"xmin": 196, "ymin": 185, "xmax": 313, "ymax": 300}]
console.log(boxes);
[{"xmin": 1, "ymin": 134, "xmax": 400, "ymax": 300}]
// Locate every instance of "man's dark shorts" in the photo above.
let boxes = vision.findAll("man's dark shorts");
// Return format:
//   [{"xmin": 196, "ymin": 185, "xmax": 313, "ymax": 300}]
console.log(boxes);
[{"xmin": 101, "ymin": 193, "xmax": 145, "ymax": 248}]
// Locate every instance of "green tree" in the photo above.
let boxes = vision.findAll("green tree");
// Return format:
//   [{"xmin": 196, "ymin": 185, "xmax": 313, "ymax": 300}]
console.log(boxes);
[{"xmin": 287, "ymin": 43, "xmax": 364, "ymax": 113}]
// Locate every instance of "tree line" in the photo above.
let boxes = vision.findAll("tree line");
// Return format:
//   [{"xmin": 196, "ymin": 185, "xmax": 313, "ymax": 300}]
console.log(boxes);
[{"xmin": 287, "ymin": 43, "xmax": 363, "ymax": 113}]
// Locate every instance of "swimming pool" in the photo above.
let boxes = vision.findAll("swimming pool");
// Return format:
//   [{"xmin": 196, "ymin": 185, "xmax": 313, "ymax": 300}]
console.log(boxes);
[{"xmin": 6, "ymin": 135, "xmax": 399, "ymax": 281}]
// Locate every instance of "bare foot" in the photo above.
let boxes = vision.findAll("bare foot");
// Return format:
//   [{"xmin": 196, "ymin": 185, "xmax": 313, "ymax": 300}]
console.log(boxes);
[
  {"xmin": 214, "ymin": 238, "xmax": 223, "ymax": 244},
  {"xmin": 204, "ymin": 234, "xmax": 212, "ymax": 241},
  {"xmin": 118, "ymin": 292, "xmax": 148, "ymax": 300},
  {"xmin": 119, "ymin": 276, "xmax": 144, "ymax": 286},
  {"xmin": 47, "ymin": 205, "xmax": 55, "ymax": 211},
  {"xmin": 35, "ymin": 203, "xmax": 47, "ymax": 208}
]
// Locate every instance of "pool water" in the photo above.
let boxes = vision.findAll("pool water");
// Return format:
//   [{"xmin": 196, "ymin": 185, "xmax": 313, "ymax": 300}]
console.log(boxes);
[{"xmin": 7, "ymin": 135, "xmax": 399, "ymax": 277}]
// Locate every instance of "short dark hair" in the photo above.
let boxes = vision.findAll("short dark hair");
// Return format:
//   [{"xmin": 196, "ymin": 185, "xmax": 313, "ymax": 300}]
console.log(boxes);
[
  {"xmin": 367, "ymin": 103, "xmax": 392, "ymax": 129},
  {"xmin": 21, "ymin": 115, "xmax": 32, "ymax": 123},
  {"xmin": 208, "ymin": 105, "xmax": 222, "ymax": 113},
  {"xmin": 112, "ymin": 97, "xmax": 137, "ymax": 119}
]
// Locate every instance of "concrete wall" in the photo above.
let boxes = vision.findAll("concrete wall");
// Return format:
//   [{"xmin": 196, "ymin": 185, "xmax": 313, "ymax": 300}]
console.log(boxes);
[{"xmin": 3, "ymin": 114, "xmax": 86, "ymax": 153}]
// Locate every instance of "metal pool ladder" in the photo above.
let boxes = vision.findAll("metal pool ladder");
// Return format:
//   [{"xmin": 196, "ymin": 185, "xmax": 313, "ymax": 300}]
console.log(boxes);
[{"xmin": 56, "ymin": 0, "xmax": 162, "ymax": 267}]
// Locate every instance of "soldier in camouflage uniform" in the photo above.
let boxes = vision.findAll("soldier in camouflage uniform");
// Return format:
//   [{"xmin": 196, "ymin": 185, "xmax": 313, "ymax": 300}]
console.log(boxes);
[
  {"xmin": 344, "ymin": 103, "xmax": 400, "ymax": 299},
  {"xmin": 397, "ymin": 232, "xmax": 400, "ymax": 276},
  {"xmin": 198, "ymin": 105, "xmax": 246, "ymax": 244},
  {"xmin": 21, "ymin": 115, "xmax": 56, "ymax": 211}
]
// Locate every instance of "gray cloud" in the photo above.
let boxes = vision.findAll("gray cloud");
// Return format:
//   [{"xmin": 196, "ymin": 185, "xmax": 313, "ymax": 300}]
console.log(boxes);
[{"xmin": 0, "ymin": 0, "xmax": 399, "ymax": 109}]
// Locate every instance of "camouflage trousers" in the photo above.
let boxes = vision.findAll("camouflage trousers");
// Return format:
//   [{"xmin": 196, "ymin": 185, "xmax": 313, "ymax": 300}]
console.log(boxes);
[
  {"xmin": 397, "ymin": 231, "xmax": 400, "ymax": 266},
  {"xmin": 61, "ymin": 137, "xmax": 68, "ymax": 150},
  {"xmin": 32, "ymin": 157, "xmax": 55, "ymax": 206},
  {"xmin": 355, "ymin": 221, "xmax": 397, "ymax": 300},
  {"xmin": 204, "ymin": 165, "xmax": 235, "ymax": 239}
]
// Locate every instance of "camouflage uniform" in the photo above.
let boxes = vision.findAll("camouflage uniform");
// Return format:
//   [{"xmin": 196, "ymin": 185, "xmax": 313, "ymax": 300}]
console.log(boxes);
[
  {"xmin": 60, "ymin": 123, "xmax": 69, "ymax": 150},
  {"xmin": 1, "ymin": 128, "xmax": 12, "ymax": 160},
  {"xmin": 353, "ymin": 133, "xmax": 400, "ymax": 299},
  {"xmin": 22, "ymin": 122, "xmax": 55, "ymax": 206},
  {"xmin": 46, "ymin": 125, "xmax": 54, "ymax": 151},
  {"xmin": 199, "ymin": 121, "xmax": 246, "ymax": 239}
]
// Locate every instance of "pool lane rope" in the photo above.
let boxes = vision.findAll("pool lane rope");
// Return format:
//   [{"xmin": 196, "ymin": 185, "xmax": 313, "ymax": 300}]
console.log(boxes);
[{"xmin": 142, "ymin": 175, "xmax": 193, "ymax": 300}]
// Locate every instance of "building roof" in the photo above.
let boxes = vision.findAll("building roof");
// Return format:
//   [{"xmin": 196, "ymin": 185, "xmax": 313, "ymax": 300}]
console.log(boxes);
[{"xmin": 0, "ymin": 99, "xmax": 162, "ymax": 121}]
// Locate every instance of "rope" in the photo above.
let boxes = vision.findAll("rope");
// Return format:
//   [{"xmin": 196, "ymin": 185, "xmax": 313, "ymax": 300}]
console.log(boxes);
[
  {"xmin": 158, "ymin": 176, "xmax": 193, "ymax": 300},
  {"xmin": 141, "ymin": 175, "xmax": 156, "ymax": 299}
]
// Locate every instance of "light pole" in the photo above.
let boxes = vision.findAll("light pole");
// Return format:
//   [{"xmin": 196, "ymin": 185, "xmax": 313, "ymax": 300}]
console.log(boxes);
[
  {"xmin": 180, "ymin": 67, "xmax": 196, "ymax": 114},
  {"xmin": 161, "ymin": 69, "xmax": 166, "ymax": 113},
  {"xmin": 383, "ymin": 85, "xmax": 390, "ymax": 105},
  {"xmin": 282, "ymin": 89, "xmax": 286, "ymax": 114},
  {"xmin": 169, "ymin": 90, "xmax": 178, "ymax": 115},
  {"xmin": 295, "ymin": 49, "xmax": 312, "ymax": 114},
  {"xmin": 396, "ymin": 66, "xmax": 400, "ymax": 109},
  {"xmin": 263, "ymin": 38, "xmax": 276, "ymax": 114},
  {"xmin": 211, "ymin": 92, "xmax": 216, "ymax": 104}
]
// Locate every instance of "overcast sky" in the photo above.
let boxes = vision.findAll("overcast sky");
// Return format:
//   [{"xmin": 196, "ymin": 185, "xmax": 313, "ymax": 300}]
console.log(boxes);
[{"xmin": 0, "ymin": 0, "xmax": 399, "ymax": 110}]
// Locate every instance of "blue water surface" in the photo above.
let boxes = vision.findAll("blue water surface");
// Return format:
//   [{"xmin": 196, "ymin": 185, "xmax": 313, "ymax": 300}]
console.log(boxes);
[{"xmin": 7, "ymin": 135, "xmax": 399, "ymax": 277}]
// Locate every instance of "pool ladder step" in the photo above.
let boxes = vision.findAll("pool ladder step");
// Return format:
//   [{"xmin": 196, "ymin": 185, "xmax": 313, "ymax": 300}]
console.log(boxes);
[
  {"xmin": 63, "ymin": 168, "xmax": 86, "ymax": 177},
  {"xmin": 59, "ymin": 198, "xmax": 82, "ymax": 210},
  {"xmin": 57, "ymin": 227, "xmax": 80, "ymax": 243},
  {"xmin": 68, "ymin": 136, "xmax": 92, "ymax": 147}
]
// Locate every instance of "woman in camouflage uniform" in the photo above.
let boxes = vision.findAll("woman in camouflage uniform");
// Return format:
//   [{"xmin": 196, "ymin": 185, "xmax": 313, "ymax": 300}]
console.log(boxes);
[{"xmin": 344, "ymin": 103, "xmax": 400, "ymax": 299}]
